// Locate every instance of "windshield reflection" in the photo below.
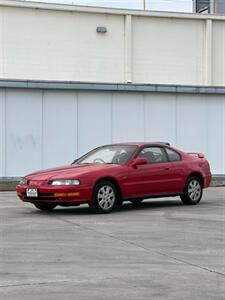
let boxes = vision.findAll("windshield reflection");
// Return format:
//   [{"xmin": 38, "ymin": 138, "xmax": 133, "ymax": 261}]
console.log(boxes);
[{"xmin": 75, "ymin": 145, "xmax": 137, "ymax": 165}]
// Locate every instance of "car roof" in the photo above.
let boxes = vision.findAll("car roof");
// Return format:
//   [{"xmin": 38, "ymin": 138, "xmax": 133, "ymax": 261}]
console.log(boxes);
[{"xmin": 106, "ymin": 142, "xmax": 170, "ymax": 147}]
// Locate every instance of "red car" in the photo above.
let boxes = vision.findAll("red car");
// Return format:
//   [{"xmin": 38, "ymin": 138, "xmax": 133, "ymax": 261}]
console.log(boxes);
[{"xmin": 17, "ymin": 142, "xmax": 211, "ymax": 213}]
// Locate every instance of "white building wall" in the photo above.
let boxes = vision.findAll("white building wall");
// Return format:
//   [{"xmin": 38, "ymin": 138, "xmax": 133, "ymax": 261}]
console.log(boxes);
[
  {"xmin": 2, "ymin": 6, "xmax": 125, "ymax": 83},
  {"xmin": 0, "ymin": 88, "xmax": 224, "ymax": 177},
  {"xmin": 0, "ymin": 1, "xmax": 225, "ymax": 86},
  {"xmin": 212, "ymin": 21, "xmax": 225, "ymax": 85},
  {"xmin": 132, "ymin": 17, "xmax": 205, "ymax": 85}
]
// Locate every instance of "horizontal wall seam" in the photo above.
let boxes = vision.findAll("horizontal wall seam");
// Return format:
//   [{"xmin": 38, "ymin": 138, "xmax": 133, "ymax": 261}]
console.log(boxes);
[{"xmin": 1, "ymin": 80, "xmax": 225, "ymax": 95}]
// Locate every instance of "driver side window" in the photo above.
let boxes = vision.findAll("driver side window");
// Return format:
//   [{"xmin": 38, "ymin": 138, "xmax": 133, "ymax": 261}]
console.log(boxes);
[{"xmin": 137, "ymin": 147, "xmax": 167, "ymax": 164}]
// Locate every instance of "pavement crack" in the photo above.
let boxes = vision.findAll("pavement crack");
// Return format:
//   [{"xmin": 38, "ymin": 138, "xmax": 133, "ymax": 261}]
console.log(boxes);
[
  {"xmin": 96, "ymin": 232, "xmax": 225, "ymax": 278},
  {"xmin": 51, "ymin": 214, "xmax": 225, "ymax": 279},
  {"xmin": 0, "ymin": 280, "xmax": 70, "ymax": 288},
  {"xmin": 0, "ymin": 276, "xmax": 124, "ymax": 289}
]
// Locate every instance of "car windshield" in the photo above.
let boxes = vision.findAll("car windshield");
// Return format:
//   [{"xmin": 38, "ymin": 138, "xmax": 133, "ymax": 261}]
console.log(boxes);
[{"xmin": 76, "ymin": 145, "xmax": 137, "ymax": 165}]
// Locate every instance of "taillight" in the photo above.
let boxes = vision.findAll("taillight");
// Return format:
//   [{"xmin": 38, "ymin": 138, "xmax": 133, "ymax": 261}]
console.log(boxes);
[{"xmin": 188, "ymin": 153, "xmax": 205, "ymax": 158}]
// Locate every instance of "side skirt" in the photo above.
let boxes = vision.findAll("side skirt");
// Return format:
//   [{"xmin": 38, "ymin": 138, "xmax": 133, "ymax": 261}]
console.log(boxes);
[{"xmin": 123, "ymin": 192, "xmax": 183, "ymax": 201}]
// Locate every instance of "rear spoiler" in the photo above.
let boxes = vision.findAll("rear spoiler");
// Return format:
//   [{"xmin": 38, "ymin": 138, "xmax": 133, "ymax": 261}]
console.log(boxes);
[
  {"xmin": 188, "ymin": 153, "xmax": 205, "ymax": 158},
  {"xmin": 157, "ymin": 142, "xmax": 170, "ymax": 146}
]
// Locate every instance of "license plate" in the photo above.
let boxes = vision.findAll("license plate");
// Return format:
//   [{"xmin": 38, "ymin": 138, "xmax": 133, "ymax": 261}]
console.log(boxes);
[{"xmin": 26, "ymin": 188, "xmax": 38, "ymax": 197}]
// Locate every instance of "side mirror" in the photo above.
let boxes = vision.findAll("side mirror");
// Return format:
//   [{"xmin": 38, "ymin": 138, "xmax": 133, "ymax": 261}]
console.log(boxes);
[{"xmin": 131, "ymin": 157, "xmax": 148, "ymax": 167}]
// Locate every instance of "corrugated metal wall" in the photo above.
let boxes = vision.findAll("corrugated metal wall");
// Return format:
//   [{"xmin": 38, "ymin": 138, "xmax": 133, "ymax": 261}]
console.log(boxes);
[{"xmin": 0, "ymin": 88, "xmax": 224, "ymax": 176}]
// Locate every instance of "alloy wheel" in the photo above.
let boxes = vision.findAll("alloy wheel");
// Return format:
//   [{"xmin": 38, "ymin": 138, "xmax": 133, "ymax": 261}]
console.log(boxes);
[
  {"xmin": 188, "ymin": 179, "xmax": 201, "ymax": 201},
  {"xmin": 97, "ymin": 185, "xmax": 116, "ymax": 210}
]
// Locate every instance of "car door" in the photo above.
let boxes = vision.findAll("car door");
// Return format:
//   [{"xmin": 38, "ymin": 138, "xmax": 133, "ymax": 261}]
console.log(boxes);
[
  {"xmin": 123, "ymin": 146, "xmax": 175, "ymax": 198},
  {"xmin": 164, "ymin": 147, "xmax": 187, "ymax": 193}
]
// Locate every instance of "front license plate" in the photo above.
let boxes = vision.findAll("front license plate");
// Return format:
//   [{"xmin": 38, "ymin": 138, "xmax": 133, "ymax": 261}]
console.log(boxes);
[{"xmin": 26, "ymin": 188, "xmax": 38, "ymax": 198}]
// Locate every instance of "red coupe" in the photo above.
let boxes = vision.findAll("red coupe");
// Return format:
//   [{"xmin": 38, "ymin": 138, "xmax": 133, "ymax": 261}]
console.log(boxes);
[{"xmin": 17, "ymin": 142, "xmax": 211, "ymax": 213}]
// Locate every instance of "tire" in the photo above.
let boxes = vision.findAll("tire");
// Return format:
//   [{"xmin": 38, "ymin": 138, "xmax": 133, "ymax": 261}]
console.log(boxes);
[
  {"xmin": 129, "ymin": 198, "xmax": 144, "ymax": 204},
  {"xmin": 34, "ymin": 203, "xmax": 56, "ymax": 211},
  {"xmin": 180, "ymin": 176, "xmax": 203, "ymax": 205},
  {"xmin": 90, "ymin": 180, "xmax": 117, "ymax": 213}
]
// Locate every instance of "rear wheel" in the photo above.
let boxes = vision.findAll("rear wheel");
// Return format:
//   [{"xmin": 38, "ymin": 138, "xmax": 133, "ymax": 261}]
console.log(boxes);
[
  {"xmin": 90, "ymin": 181, "xmax": 117, "ymax": 213},
  {"xmin": 34, "ymin": 203, "xmax": 56, "ymax": 211},
  {"xmin": 180, "ymin": 176, "xmax": 203, "ymax": 205}
]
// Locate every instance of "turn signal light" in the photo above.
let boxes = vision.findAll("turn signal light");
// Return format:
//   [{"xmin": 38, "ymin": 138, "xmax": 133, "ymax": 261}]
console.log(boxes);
[{"xmin": 54, "ymin": 192, "xmax": 80, "ymax": 197}]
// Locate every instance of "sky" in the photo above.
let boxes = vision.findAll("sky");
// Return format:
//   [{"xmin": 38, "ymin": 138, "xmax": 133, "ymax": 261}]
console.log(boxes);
[{"xmin": 22, "ymin": 0, "xmax": 193, "ymax": 12}]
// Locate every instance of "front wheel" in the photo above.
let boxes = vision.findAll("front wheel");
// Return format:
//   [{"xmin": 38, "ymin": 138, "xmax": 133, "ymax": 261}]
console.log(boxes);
[
  {"xmin": 34, "ymin": 203, "xmax": 56, "ymax": 211},
  {"xmin": 90, "ymin": 181, "xmax": 117, "ymax": 213},
  {"xmin": 180, "ymin": 176, "xmax": 203, "ymax": 205}
]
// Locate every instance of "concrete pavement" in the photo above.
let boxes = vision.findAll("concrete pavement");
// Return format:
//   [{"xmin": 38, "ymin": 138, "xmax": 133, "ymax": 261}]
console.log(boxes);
[{"xmin": 0, "ymin": 188, "xmax": 225, "ymax": 299}]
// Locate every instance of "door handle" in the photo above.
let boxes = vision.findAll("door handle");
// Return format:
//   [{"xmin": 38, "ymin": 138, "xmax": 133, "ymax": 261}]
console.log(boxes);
[{"xmin": 165, "ymin": 167, "xmax": 170, "ymax": 170}]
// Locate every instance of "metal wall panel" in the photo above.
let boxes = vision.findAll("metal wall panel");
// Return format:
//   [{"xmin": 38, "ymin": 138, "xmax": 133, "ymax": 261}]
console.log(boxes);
[
  {"xmin": 223, "ymin": 99, "xmax": 225, "ymax": 173},
  {"xmin": 77, "ymin": 92, "xmax": 111, "ymax": 157},
  {"xmin": 5, "ymin": 89, "xmax": 42, "ymax": 176},
  {"xmin": 112, "ymin": 93, "xmax": 145, "ymax": 142},
  {"xmin": 1, "ymin": 88, "xmax": 224, "ymax": 175},
  {"xmin": 144, "ymin": 93, "xmax": 177, "ymax": 145},
  {"xmin": 42, "ymin": 91, "xmax": 77, "ymax": 168},
  {"xmin": 0, "ymin": 89, "xmax": 5, "ymax": 177},
  {"xmin": 206, "ymin": 96, "xmax": 224, "ymax": 174},
  {"xmin": 176, "ymin": 95, "xmax": 208, "ymax": 154}
]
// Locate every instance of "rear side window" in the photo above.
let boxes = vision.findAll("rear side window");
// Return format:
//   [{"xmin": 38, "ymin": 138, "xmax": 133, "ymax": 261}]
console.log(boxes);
[
  {"xmin": 137, "ymin": 147, "xmax": 167, "ymax": 164},
  {"xmin": 165, "ymin": 148, "xmax": 181, "ymax": 162}
]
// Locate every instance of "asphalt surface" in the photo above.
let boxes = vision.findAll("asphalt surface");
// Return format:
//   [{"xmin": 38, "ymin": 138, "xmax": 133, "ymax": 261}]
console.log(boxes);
[{"xmin": 0, "ymin": 188, "xmax": 225, "ymax": 300}]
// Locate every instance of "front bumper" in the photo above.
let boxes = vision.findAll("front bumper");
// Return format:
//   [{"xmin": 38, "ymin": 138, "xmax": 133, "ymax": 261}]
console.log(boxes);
[{"xmin": 16, "ymin": 184, "xmax": 92, "ymax": 205}]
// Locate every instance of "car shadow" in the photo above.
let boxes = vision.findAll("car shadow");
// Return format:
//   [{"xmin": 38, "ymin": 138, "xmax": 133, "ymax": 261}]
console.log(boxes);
[
  {"xmin": 115, "ymin": 199, "xmax": 183, "ymax": 213},
  {"xmin": 27, "ymin": 199, "xmax": 184, "ymax": 216}
]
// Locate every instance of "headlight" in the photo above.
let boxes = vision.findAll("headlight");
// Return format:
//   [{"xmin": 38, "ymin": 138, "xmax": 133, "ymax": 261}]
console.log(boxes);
[
  {"xmin": 49, "ymin": 179, "xmax": 80, "ymax": 186},
  {"xmin": 19, "ymin": 178, "xmax": 28, "ymax": 185}
]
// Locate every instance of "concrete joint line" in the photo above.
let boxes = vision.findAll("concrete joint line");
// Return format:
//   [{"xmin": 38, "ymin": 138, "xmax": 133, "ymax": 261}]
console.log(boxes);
[{"xmin": 50, "ymin": 214, "xmax": 225, "ymax": 279}]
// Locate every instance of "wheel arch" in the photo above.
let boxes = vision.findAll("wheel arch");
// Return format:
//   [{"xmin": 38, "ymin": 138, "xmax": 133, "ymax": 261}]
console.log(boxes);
[
  {"xmin": 186, "ymin": 172, "xmax": 204, "ymax": 187},
  {"xmin": 93, "ymin": 177, "xmax": 123, "ymax": 202}
]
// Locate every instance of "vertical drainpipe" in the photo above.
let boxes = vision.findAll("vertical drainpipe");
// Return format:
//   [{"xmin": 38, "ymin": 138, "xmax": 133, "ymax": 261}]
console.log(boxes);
[
  {"xmin": 125, "ymin": 14, "xmax": 132, "ymax": 83},
  {"xmin": 205, "ymin": 18, "xmax": 213, "ymax": 85}
]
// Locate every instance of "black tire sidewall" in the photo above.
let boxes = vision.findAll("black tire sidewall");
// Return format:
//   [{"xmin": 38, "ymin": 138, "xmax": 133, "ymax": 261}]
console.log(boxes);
[
  {"xmin": 92, "ymin": 181, "xmax": 117, "ymax": 213},
  {"xmin": 181, "ymin": 176, "xmax": 203, "ymax": 205}
]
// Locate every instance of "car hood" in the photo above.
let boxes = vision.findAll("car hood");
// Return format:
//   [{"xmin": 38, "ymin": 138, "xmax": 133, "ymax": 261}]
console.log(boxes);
[{"xmin": 25, "ymin": 164, "xmax": 121, "ymax": 181}]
